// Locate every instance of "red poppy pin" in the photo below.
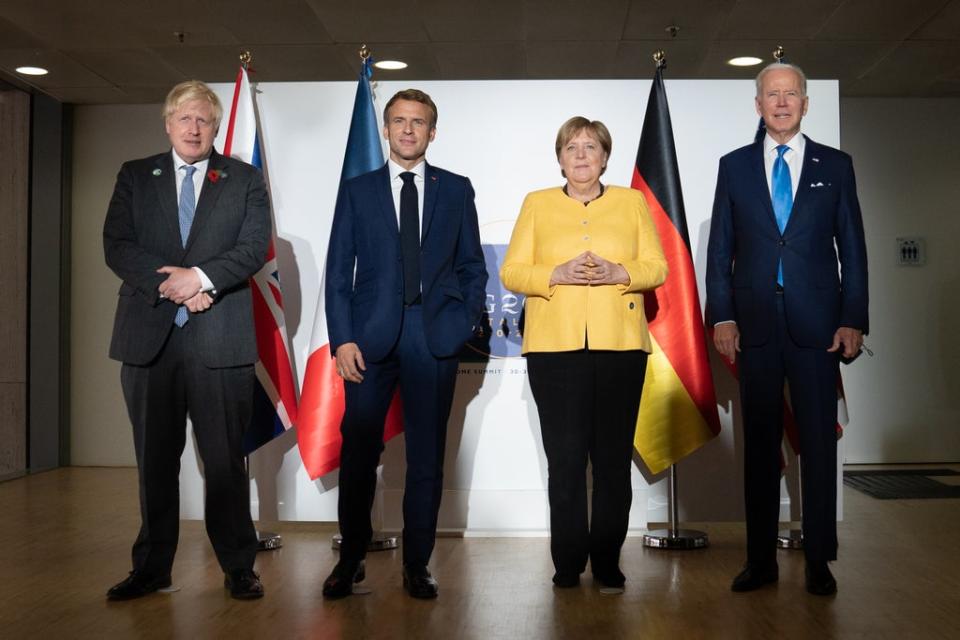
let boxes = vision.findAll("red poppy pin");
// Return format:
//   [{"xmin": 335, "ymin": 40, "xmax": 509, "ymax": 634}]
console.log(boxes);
[{"xmin": 207, "ymin": 168, "xmax": 227, "ymax": 183}]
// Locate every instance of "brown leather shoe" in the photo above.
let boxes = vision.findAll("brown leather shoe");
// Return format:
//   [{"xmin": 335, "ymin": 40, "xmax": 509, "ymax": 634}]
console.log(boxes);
[{"xmin": 224, "ymin": 568, "xmax": 264, "ymax": 600}]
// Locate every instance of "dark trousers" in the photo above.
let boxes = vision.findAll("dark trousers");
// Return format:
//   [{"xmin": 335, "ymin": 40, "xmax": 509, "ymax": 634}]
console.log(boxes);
[
  {"xmin": 526, "ymin": 349, "xmax": 648, "ymax": 577},
  {"xmin": 120, "ymin": 324, "xmax": 258, "ymax": 576},
  {"xmin": 739, "ymin": 295, "xmax": 840, "ymax": 567},
  {"xmin": 337, "ymin": 306, "xmax": 458, "ymax": 568}
]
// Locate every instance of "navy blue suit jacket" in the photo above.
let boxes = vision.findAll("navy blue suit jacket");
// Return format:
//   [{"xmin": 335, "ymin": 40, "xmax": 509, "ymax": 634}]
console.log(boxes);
[
  {"xmin": 325, "ymin": 163, "xmax": 487, "ymax": 362},
  {"xmin": 706, "ymin": 136, "xmax": 868, "ymax": 348}
]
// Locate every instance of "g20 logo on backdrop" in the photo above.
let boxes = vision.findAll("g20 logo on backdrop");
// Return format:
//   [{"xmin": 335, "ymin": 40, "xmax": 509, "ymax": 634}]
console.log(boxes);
[{"xmin": 460, "ymin": 243, "xmax": 525, "ymax": 361}]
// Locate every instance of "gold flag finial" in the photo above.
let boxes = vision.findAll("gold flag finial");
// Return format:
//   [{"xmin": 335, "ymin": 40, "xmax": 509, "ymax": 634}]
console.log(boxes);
[
  {"xmin": 773, "ymin": 46, "xmax": 785, "ymax": 62},
  {"xmin": 653, "ymin": 49, "xmax": 666, "ymax": 68},
  {"xmin": 359, "ymin": 44, "xmax": 370, "ymax": 61},
  {"xmin": 239, "ymin": 50, "xmax": 252, "ymax": 69}
]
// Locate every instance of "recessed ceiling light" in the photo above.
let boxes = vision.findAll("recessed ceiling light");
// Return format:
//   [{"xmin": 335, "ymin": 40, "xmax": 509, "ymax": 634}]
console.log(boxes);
[
  {"xmin": 16, "ymin": 66, "xmax": 49, "ymax": 76},
  {"xmin": 727, "ymin": 56, "xmax": 763, "ymax": 67},
  {"xmin": 374, "ymin": 60, "xmax": 408, "ymax": 71}
]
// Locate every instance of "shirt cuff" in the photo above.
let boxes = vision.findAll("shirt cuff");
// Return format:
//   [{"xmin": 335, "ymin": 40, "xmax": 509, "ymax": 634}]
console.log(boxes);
[
  {"xmin": 713, "ymin": 320, "xmax": 737, "ymax": 327},
  {"xmin": 193, "ymin": 267, "xmax": 216, "ymax": 295}
]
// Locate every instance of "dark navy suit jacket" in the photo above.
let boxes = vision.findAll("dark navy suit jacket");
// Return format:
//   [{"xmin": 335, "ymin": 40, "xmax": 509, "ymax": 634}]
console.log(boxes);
[
  {"xmin": 325, "ymin": 163, "xmax": 487, "ymax": 362},
  {"xmin": 706, "ymin": 136, "xmax": 868, "ymax": 348}
]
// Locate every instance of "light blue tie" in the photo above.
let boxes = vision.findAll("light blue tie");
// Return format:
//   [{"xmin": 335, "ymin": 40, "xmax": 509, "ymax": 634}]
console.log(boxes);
[
  {"xmin": 771, "ymin": 144, "xmax": 793, "ymax": 286},
  {"xmin": 175, "ymin": 165, "xmax": 197, "ymax": 327}
]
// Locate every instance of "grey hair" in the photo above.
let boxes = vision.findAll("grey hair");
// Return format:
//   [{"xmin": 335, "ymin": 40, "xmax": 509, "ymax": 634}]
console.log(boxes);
[{"xmin": 755, "ymin": 62, "xmax": 807, "ymax": 97}]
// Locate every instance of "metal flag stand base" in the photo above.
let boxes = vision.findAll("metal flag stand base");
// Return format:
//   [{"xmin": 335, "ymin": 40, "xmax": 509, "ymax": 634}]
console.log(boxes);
[
  {"xmin": 642, "ymin": 466, "xmax": 709, "ymax": 549},
  {"xmin": 777, "ymin": 528, "xmax": 803, "ymax": 549},
  {"xmin": 257, "ymin": 530, "xmax": 283, "ymax": 551},
  {"xmin": 331, "ymin": 533, "xmax": 398, "ymax": 552}
]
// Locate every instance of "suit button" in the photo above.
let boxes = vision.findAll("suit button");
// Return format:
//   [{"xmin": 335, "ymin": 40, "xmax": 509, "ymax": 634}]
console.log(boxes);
[{"xmin": 778, "ymin": 240, "xmax": 786, "ymax": 247}]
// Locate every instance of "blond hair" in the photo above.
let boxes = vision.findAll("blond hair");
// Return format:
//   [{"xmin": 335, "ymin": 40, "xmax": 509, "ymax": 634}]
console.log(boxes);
[{"xmin": 162, "ymin": 80, "xmax": 223, "ymax": 128}]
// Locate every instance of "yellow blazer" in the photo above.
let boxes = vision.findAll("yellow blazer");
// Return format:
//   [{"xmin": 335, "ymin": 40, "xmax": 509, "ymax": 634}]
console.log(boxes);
[{"xmin": 500, "ymin": 186, "xmax": 667, "ymax": 354}]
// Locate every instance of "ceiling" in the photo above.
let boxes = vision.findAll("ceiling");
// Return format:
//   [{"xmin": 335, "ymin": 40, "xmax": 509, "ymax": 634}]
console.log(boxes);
[{"xmin": 1, "ymin": 0, "xmax": 959, "ymax": 104}]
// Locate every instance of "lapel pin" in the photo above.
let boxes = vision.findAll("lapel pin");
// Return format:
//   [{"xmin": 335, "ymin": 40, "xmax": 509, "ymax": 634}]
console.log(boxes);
[
  {"xmin": 152, "ymin": 168, "xmax": 162, "ymax": 176},
  {"xmin": 811, "ymin": 157, "xmax": 820, "ymax": 163}
]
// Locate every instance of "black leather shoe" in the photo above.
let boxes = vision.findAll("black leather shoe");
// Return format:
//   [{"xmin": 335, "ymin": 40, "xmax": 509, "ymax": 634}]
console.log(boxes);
[
  {"xmin": 322, "ymin": 559, "xmax": 365, "ymax": 599},
  {"xmin": 731, "ymin": 563, "xmax": 778, "ymax": 592},
  {"xmin": 402, "ymin": 565, "xmax": 439, "ymax": 599},
  {"xmin": 593, "ymin": 567, "xmax": 626, "ymax": 589},
  {"xmin": 224, "ymin": 568, "xmax": 264, "ymax": 600},
  {"xmin": 552, "ymin": 571, "xmax": 580, "ymax": 588},
  {"xmin": 805, "ymin": 562, "xmax": 837, "ymax": 596},
  {"xmin": 106, "ymin": 570, "xmax": 172, "ymax": 600}
]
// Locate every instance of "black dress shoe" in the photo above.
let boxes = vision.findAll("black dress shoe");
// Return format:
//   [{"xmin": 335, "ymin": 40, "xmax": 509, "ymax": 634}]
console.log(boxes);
[
  {"xmin": 592, "ymin": 566, "xmax": 626, "ymax": 589},
  {"xmin": 106, "ymin": 570, "xmax": 172, "ymax": 600},
  {"xmin": 402, "ymin": 565, "xmax": 439, "ymax": 599},
  {"xmin": 731, "ymin": 563, "xmax": 778, "ymax": 592},
  {"xmin": 552, "ymin": 571, "xmax": 580, "ymax": 588},
  {"xmin": 322, "ymin": 559, "xmax": 365, "ymax": 599},
  {"xmin": 224, "ymin": 568, "xmax": 264, "ymax": 600},
  {"xmin": 805, "ymin": 562, "xmax": 837, "ymax": 596}
]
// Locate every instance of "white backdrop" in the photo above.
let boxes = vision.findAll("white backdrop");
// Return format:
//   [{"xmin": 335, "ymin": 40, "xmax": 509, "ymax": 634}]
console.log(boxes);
[{"xmin": 177, "ymin": 79, "xmax": 841, "ymax": 531}]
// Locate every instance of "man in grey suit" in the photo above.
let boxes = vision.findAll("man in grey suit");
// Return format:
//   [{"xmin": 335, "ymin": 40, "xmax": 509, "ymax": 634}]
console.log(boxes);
[{"xmin": 103, "ymin": 80, "xmax": 271, "ymax": 600}]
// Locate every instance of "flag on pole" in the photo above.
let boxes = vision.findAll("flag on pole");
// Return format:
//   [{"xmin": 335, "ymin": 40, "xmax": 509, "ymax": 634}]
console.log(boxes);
[
  {"xmin": 297, "ymin": 58, "xmax": 403, "ymax": 480},
  {"xmin": 631, "ymin": 63, "xmax": 721, "ymax": 474},
  {"xmin": 222, "ymin": 65, "xmax": 300, "ymax": 453}
]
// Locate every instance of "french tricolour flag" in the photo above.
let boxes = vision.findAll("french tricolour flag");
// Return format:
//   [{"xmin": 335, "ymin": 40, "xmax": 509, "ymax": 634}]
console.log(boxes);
[{"xmin": 222, "ymin": 66, "xmax": 299, "ymax": 453}]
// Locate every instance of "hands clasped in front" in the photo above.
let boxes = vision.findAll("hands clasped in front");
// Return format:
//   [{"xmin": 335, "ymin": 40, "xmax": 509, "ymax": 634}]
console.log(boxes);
[
  {"xmin": 550, "ymin": 251, "xmax": 629, "ymax": 287},
  {"xmin": 156, "ymin": 265, "xmax": 213, "ymax": 314}
]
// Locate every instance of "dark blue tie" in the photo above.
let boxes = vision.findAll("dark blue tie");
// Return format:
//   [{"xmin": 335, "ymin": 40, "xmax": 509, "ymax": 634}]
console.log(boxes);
[
  {"xmin": 175, "ymin": 165, "xmax": 197, "ymax": 327},
  {"xmin": 771, "ymin": 145, "xmax": 793, "ymax": 286},
  {"xmin": 399, "ymin": 171, "xmax": 421, "ymax": 305}
]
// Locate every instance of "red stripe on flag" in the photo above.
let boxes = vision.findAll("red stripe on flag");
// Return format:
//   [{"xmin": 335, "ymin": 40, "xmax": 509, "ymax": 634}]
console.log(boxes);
[
  {"xmin": 222, "ymin": 68, "xmax": 244, "ymax": 158},
  {"xmin": 297, "ymin": 348, "xmax": 404, "ymax": 479},
  {"xmin": 633, "ymin": 169, "xmax": 721, "ymax": 435},
  {"xmin": 250, "ymin": 272, "xmax": 298, "ymax": 426}
]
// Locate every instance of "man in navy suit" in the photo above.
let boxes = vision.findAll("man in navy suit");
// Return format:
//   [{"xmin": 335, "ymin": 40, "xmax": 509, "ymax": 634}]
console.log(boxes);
[
  {"xmin": 322, "ymin": 89, "xmax": 487, "ymax": 599},
  {"xmin": 706, "ymin": 63, "xmax": 868, "ymax": 596},
  {"xmin": 103, "ymin": 80, "xmax": 270, "ymax": 600}
]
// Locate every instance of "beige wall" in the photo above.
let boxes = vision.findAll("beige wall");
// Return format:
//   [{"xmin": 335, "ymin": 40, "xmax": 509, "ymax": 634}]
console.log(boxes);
[
  {"xmin": 70, "ymin": 105, "xmax": 167, "ymax": 466},
  {"xmin": 68, "ymin": 97, "xmax": 960, "ymax": 467},
  {"xmin": 839, "ymin": 98, "xmax": 960, "ymax": 463}
]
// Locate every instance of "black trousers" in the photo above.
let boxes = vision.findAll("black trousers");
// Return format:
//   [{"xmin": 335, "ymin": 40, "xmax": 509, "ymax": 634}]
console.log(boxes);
[
  {"xmin": 337, "ymin": 306, "xmax": 458, "ymax": 568},
  {"xmin": 739, "ymin": 295, "xmax": 840, "ymax": 567},
  {"xmin": 526, "ymin": 348, "xmax": 648, "ymax": 577},
  {"xmin": 120, "ymin": 324, "xmax": 258, "ymax": 576}
]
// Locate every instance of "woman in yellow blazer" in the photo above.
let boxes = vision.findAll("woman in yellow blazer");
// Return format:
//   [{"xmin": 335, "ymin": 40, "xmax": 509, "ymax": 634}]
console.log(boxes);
[{"xmin": 500, "ymin": 117, "xmax": 667, "ymax": 591}]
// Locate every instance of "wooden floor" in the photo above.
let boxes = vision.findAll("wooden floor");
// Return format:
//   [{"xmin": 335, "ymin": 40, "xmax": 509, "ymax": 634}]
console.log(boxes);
[{"xmin": 1, "ymin": 467, "xmax": 959, "ymax": 639}]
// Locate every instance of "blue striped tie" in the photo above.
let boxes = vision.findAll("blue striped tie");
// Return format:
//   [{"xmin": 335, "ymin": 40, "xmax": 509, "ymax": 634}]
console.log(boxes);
[
  {"xmin": 175, "ymin": 165, "xmax": 197, "ymax": 327},
  {"xmin": 771, "ymin": 144, "xmax": 793, "ymax": 286}
]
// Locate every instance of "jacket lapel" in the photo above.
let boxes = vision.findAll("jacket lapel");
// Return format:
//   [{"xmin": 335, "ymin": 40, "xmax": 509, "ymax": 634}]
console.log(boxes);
[
  {"xmin": 184, "ymin": 150, "xmax": 227, "ymax": 253},
  {"xmin": 750, "ymin": 141, "xmax": 781, "ymax": 234},
  {"xmin": 373, "ymin": 164, "xmax": 399, "ymax": 233},
  {"xmin": 783, "ymin": 134, "xmax": 817, "ymax": 235},
  {"xmin": 152, "ymin": 153, "xmax": 181, "ymax": 245},
  {"xmin": 421, "ymin": 162, "xmax": 439, "ymax": 241}
]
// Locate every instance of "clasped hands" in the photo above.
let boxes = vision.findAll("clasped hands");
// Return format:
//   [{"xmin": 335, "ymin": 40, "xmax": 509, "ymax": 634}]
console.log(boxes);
[
  {"xmin": 157, "ymin": 266, "xmax": 213, "ymax": 313},
  {"xmin": 550, "ymin": 251, "xmax": 629, "ymax": 286}
]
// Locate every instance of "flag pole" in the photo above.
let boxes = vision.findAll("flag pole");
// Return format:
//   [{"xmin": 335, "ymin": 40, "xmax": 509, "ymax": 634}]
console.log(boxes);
[
  {"xmin": 231, "ymin": 49, "xmax": 282, "ymax": 552},
  {"xmin": 637, "ymin": 49, "xmax": 708, "ymax": 550},
  {"xmin": 328, "ymin": 44, "xmax": 398, "ymax": 554}
]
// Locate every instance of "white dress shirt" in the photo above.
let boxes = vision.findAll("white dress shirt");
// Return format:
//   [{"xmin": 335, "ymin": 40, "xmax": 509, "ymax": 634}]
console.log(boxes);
[
  {"xmin": 171, "ymin": 150, "xmax": 215, "ymax": 293},
  {"xmin": 763, "ymin": 131, "xmax": 804, "ymax": 198},
  {"xmin": 388, "ymin": 158, "xmax": 426, "ymax": 237}
]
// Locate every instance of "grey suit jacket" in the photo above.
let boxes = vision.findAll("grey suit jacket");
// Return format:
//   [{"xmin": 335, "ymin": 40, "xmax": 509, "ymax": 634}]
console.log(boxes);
[{"xmin": 103, "ymin": 149, "xmax": 271, "ymax": 367}]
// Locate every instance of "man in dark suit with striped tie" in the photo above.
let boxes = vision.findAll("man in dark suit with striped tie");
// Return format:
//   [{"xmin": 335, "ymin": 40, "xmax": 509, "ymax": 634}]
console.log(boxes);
[
  {"xmin": 103, "ymin": 80, "xmax": 271, "ymax": 601},
  {"xmin": 707, "ymin": 63, "xmax": 868, "ymax": 596}
]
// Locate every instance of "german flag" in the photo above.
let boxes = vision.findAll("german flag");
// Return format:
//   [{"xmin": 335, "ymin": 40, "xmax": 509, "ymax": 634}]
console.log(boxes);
[{"xmin": 631, "ymin": 63, "xmax": 721, "ymax": 474}]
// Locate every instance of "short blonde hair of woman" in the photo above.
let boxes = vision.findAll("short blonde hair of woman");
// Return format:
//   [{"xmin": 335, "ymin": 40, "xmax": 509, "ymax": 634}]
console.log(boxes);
[
  {"xmin": 554, "ymin": 116, "xmax": 612, "ymax": 177},
  {"xmin": 162, "ymin": 80, "xmax": 223, "ymax": 129}
]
